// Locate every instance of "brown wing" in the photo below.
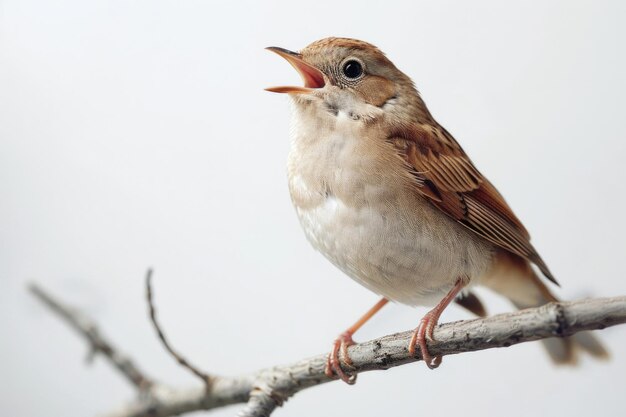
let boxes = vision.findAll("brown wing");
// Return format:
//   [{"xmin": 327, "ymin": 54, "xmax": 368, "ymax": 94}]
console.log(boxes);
[{"xmin": 388, "ymin": 123, "xmax": 557, "ymax": 285}]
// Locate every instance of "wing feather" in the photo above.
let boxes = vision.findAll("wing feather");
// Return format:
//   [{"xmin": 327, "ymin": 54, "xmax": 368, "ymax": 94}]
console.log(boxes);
[{"xmin": 389, "ymin": 123, "xmax": 556, "ymax": 284}]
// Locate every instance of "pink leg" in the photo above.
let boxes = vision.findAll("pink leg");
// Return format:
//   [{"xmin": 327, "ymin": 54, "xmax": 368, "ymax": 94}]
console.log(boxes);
[
  {"xmin": 409, "ymin": 278, "xmax": 466, "ymax": 369},
  {"xmin": 325, "ymin": 298, "xmax": 388, "ymax": 384}
]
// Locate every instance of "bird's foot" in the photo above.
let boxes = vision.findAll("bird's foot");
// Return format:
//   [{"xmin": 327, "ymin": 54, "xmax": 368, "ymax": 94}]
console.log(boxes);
[
  {"xmin": 325, "ymin": 331, "xmax": 357, "ymax": 384},
  {"xmin": 408, "ymin": 278, "xmax": 466, "ymax": 369},
  {"xmin": 409, "ymin": 311, "xmax": 443, "ymax": 369}
]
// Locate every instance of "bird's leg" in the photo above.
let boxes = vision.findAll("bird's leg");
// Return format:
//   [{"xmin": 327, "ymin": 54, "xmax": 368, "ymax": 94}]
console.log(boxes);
[
  {"xmin": 325, "ymin": 297, "xmax": 388, "ymax": 384},
  {"xmin": 409, "ymin": 278, "xmax": 466, "ymax": 369}
]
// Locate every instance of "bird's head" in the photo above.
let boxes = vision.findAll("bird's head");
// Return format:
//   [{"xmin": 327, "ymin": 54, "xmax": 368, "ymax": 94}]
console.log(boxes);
[{"xmin": 266, "ymin": 37, "xmax": 427, "ymax": 123}]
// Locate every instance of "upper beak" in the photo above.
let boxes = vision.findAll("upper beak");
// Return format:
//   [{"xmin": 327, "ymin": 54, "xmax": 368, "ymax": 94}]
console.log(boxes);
[{"xmin": 265, "ymin": 47, "xmax": 326, "ymax": 94}]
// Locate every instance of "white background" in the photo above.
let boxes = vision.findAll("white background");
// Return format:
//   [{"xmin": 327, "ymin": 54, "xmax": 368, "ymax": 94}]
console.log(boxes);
[{"xmin": 2, "ymin": 1, "xmax": 625, "ymax": 416}]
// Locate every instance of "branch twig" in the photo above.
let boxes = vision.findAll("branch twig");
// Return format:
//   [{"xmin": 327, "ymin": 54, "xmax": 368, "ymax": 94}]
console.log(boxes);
[
  {"xmin": 28, "ymin": 284, "xmax": 153, "ymax": 391},
  {"xmin": 237, "ymin": 387, "xmax": 281, "ymax": 417},
  {"xmin": 145, "ymin": 269, "xmax": 214, "ymax": 389},
  {"xmin": 30, "ymin": 283, "xmax": 626, "ymax": 417}
]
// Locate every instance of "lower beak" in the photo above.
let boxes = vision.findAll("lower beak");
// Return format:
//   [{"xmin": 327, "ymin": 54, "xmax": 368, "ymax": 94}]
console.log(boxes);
[{"xmin": 265, "ymin": 47, "xmax": 326, "ymax": 94}]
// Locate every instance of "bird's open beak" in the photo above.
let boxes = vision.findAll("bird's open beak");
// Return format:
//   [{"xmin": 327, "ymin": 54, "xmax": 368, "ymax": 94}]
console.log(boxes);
[{"xmin": 265, "ymin": 47, "xmax": 326, "ymax": 94}]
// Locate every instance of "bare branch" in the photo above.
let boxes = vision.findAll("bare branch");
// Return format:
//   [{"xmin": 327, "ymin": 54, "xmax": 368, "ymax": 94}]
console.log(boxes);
[
  {"xmin": 145, "ymin": 269, "xmax": 214, "ymax": 389},
  {"xmin": 28, "ymin": 283, "xmax": 153, "ymax": 391},
  {"xmin": 237, "ymin": 388, "xmax": 281, "ymax": 417},
  {"xmin": 30, "ymin": 284, "xmax": 626, "ymax": 417}
]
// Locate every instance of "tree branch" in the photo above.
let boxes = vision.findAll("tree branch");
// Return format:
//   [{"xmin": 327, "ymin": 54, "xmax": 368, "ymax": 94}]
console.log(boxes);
[
  {"xmin": 28, "ymin": 283, "xmax": 153, "ymax": 391},
  {"xmin": 30, "ymin": 283, "xmax": 626, "ymax": 417},
  {"xmin": 145, "ymin": 269, "xmax": 213, "ymax": 389},
  {"xmin": 237, "ymin": 388, "xmax": 280, "ymax": 417}
]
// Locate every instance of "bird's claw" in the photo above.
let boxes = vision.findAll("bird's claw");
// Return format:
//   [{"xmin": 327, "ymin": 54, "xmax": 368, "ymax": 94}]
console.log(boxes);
[
  {"xmin": 325, "ymin": 331, "xmax": 357, "ymax": 384},
  {"xmin": 409, "ymin": 312, "xmax": 443, "ymax": 369}
]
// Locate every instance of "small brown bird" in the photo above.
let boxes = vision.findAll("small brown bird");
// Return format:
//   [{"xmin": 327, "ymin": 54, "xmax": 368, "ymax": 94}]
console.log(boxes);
[{"xmin": 266, "ymin": 37, "xmax": 607, "ymax": 384}]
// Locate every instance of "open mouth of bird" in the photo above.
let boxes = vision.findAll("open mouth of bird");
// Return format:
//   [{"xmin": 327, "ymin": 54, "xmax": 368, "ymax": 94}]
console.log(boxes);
[{"xmin": 265, "ymin": 47, "xmax": 326, "ymax": 94}]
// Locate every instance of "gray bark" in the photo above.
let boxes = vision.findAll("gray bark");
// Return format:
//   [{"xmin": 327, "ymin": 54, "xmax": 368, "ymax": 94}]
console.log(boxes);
[{"xmin": 29, "ymin": 284, "xmax": 626, "ymax": 417}]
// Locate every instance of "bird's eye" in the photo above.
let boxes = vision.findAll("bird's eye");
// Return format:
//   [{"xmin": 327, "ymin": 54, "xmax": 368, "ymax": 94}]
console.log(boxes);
[{"xmin": 342, "ymin": 60, "xmax": 363, "ymax": 79}]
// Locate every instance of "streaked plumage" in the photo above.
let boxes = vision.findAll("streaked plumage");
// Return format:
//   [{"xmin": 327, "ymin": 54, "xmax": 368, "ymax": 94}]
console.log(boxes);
[{"xmin": 267, "ymin": 37, "xmax": 607, "ymax": 382}]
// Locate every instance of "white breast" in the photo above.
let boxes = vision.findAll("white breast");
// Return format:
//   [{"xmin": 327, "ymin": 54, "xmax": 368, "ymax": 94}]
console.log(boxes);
[{"xmin": 287, "ymin": 99, "xmax": 494, "ymax": 306}]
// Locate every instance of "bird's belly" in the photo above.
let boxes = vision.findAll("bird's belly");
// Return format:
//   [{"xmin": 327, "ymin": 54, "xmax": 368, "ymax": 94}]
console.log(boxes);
[{"xmin": 295, "ymin": 194, "xmax": 494, "ymax": 306}]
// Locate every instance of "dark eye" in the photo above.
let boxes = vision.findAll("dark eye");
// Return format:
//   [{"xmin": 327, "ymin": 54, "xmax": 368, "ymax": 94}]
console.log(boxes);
[{"xmin": 342, "ymin": 60, "xmax": 363, "ymax": 79}]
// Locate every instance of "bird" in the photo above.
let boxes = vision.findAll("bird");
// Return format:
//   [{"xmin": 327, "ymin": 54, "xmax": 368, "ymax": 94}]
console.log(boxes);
[{"xmin": 265, "ymin": 37, "xmax": 607, "ymax": 384}]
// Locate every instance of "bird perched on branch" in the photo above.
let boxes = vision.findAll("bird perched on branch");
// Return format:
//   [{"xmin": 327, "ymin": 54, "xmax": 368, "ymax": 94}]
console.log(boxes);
[{"xmin": 266, "ymin": 37, "xmax": 607, "ymax": 384}]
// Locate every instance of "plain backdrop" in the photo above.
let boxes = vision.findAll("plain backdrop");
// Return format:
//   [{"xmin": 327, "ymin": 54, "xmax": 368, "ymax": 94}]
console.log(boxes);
[{"xmin": 2, "ymin": 1, "xmax": 625, "ymax": 416}]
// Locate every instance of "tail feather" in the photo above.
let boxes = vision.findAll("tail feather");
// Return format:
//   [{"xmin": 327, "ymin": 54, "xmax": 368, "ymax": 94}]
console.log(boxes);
[
  {"xmin": 480, "ymin": 251, "xmax": 609, "ymax": 364},
  {"xmin": 570, "ymin": 332, "xmax": 609, "ymax": 360},
  {"xmin": 541, "ymin": 337, "xmax": 573, "ymax": 364},
  {"xmin": 455, "ymin": 290, "xmax": 488, "ymax": 317},
  {"xmin": 540, "ymin": 331, "xmax": 609, "ymax": 365}
]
